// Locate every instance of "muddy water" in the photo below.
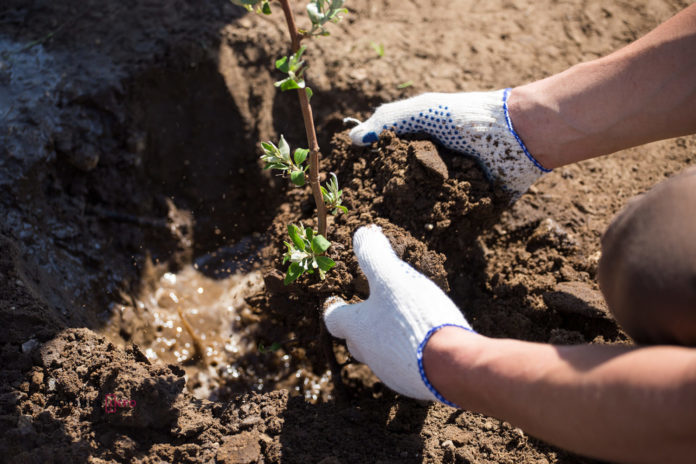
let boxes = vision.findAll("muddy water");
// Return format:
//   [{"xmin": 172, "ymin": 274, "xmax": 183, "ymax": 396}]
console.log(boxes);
[
  {"xmin": 105, "ymin": 264, "xmax": 264, "ymax": 399},
  {"xmin": 100, "ymin": 255, "xmax": 332, "ymax": 403}
]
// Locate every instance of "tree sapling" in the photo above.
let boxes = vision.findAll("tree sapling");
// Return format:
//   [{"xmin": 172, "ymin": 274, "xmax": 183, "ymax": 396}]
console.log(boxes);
[{"xmin": 235, "ymin": 0, "xmax": 348, "ymax": 285}]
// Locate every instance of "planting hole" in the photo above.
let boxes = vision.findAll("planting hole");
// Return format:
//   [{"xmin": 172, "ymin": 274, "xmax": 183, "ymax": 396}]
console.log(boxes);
[{"xmin": 95, "ymin": 56, "xmax": 333, "ymax": 402}]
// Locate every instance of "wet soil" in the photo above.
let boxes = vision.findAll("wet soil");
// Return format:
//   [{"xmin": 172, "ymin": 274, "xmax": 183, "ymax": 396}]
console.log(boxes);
[{"xmin": 1, "ymin": 0, "xmax": 695, "ymax": 463}]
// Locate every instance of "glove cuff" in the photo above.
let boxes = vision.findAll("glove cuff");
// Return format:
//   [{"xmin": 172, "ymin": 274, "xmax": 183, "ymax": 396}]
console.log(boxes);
[
  {"xmin": 502, "ymin": 88, "xmax": 551, "ymax": 174},
  {"xmin": 416, "ymin": 323, "xmax": 475, "ymax": 409}
]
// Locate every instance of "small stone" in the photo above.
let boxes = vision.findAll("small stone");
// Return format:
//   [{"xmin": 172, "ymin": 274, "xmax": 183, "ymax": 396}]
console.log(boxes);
[
  {"xmin": 411, "ymin": 141, "xmax": 449, "ymax": 180},
  {"xmin": 237, "ymin": 18, "xmax": 252, "ymax": 28},
  {"xmin": 441, "ymin": 439, "xmax": 454, "ymax": 448},
  {"xmin": 424, "ymin": 223, "xmax": 434, "ymax": 231},
  {"xmin": 483, "ymin": 421, "xmax": 494, "ymax": 431},
  {"xmin": 17, "ymin": 415, "xmax": 34, "ymax": 434},
  {"xmin": 216, "ymin": 431, "xmax": 260, "ymax": 464},
  {"xmin": 240, "ymin": 415, "xmax": 262, "ymax": 428},
  {"xmin": 22, "ymin": 338, "xmax": 39, "ymax": 353}
]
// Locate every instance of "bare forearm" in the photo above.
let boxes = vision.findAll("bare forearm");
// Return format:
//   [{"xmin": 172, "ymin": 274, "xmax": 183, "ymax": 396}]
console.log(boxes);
[
  {"xmin": 424, "ymin": 327, "xmax": 696, "ymax": 464},
  {"xmin": 509, "ymin": 4, "xmax": 696, "ymax": 169}
]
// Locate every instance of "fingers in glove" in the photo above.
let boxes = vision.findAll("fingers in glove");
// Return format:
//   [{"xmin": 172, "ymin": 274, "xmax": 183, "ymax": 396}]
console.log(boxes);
[
  {"xmin": 351, "ymin": 225, "xmax": 402, "ymax": 281},
  {"xmin": 323, "ymin": 296, "xmax": 370, "ymax": 363},
  {"xmin": 323, "ymin": 296, "xmax": 358, "ymax": 339}
]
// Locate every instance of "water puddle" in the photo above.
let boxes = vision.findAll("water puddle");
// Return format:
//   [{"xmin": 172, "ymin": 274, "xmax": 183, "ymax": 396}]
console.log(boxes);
[{"xmin": 100, "ymin": 243, "xmax": 332, "ymax": 402}]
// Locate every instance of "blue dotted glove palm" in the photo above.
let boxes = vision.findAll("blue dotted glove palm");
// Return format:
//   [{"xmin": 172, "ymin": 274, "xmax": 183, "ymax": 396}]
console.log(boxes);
[{"xmin": 349, "ymin": 88, "xmax": 550, "ymax": 197}]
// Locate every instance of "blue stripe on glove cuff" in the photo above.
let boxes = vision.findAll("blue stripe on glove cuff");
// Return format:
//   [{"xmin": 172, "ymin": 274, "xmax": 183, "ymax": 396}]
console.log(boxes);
[
  {"xmin": 416, "ymin": 323, "xmax": 476, "ymax": 409},
  {"xmin": 502, "ymin": 88, "xmax": 552, "ymax": 173}
]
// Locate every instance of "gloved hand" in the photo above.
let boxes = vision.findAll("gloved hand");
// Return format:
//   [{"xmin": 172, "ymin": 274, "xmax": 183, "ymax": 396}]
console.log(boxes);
[
  {"xmin": 323, "ymin": 225, "xmax": 472, "ymax": 407},
  {"xmin": 349, "ymin": 88, "xmax": 550, "ymax": 197}
]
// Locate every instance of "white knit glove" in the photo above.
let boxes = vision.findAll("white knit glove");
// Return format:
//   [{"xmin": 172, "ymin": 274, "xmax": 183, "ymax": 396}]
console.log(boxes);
[
  {"xmin": 349, "ymin": 88, "xmax": 550, "ymax": 197},
  {"xmin": 323, "ymin": 225, "xmax": 472, "ymax": 407}
]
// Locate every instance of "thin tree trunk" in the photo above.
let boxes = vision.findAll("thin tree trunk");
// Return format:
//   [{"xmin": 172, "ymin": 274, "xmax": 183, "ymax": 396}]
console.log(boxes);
[{"xmin": 278, "ymin": 0, "xmax": 328, "ymax": 237}]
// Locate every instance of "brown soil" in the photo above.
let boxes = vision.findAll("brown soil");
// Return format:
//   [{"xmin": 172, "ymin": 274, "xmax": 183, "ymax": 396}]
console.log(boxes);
[{"xmin": 1, "ymin": 0, "xmax": 695, "ymax": 463}]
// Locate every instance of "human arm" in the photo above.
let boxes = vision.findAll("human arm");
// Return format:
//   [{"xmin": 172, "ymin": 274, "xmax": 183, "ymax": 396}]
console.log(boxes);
[
  {"xmin": 510, "ymin": 3, "xmax": 696, "ymax": 169},
  {"xmin": 348, "ymin": 4, "xmax": 696, "ymax": 192},
  {"xmin": 325, "ymin": 226, "xmax": 696, "ymax": 464},
  {"xmin": 424, "ymin": 326, "xmax": 696, "ymax": 464}
]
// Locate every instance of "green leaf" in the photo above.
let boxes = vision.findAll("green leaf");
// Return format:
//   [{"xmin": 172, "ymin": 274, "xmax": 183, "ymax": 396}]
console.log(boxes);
[
  {"xmin": 261, "ymin": 1, "xmax": 271, "ymax": 14},
  {"xmin": 284, "ymin": 262, "xmax": 303, "ymax": 285},
  {"xmin": 337, "ymin": 205, "xmax": 348, "ymax": 214},
  {"xmin": 230, "ymin": 0, "xmax": 261, "ymax": 8},
  {"xmin": 275, "ymin": 77, "xmax": 303, "ymax": 91},
  {"xmin": 306, "ymin": 228, "xmax": 314, "ymax": 241},
  {"xmin": 294, "ymin": 45, "xmax": 307, "ymax": 63},
  {"xmin": 328, "ymin": 172, "xmax": 339, "ymax": 191},
  {"xmin": 294, "ymin": 148, "xmax": 308, "ymax": 165},
  {"xmin": 305, "ymin": 87, "xmax": 313, "ymax": 101},
  {"xmin": 264, "ymin": 162, "xmax": 288, "ymax": 171},
  {"xmin": 275, "ymin": 56, "xmax": 289, "ymax": 73},
  {"xmin": 370, "ymin": 42, "xmax": 385, "ymax": 57},
  {"xmin": 288, "ymin": 224, "xmax": 305, "ymax": 251},
  {"xmin": 315, "ymin": 255, "xmax": 335, "ymax": 272},
  {"xmin": 290, "ymin": 170, "xmax": 305, "ymax": 186},
  {"xmin": 278, "ymin": 135, "xmax": 290, "ymax": 160},
  {"xmin": 397, "ymin": 80, "xmax": 414, "ymax": 89},
  {"xmin": 306, "ymin": 3, "xmax": 323, "ymax": 25},
  {"xmin": 311, "ymin": 235, "xmax": 331, "ymax": 254},
  {"xmin": 258, "ymin": 341, "xmax": 282, "ymax": 353}
]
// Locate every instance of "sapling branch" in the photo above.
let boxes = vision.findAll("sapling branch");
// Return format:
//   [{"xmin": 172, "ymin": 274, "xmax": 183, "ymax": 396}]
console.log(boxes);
[
  {"xmin": 233, "ymin": 0, "xmax": 349, "ymax": 397},
  {"xmin": 260, "ymin": 135, "xmax": 309, "ymax": 186},
  {"xmin": 321, "ymin": 172, "xmax": 347, "ymax": 215},
  {"xmin": 239, "ymin": 0, "xmax": 347, "ymax": 284},
  {"xmin": 283, "ymin": 223, "xmax": 335, "ymax": 284},
  {"xmin": 278, "ymin": 0, "xmax": 328, "ymax": 237}
]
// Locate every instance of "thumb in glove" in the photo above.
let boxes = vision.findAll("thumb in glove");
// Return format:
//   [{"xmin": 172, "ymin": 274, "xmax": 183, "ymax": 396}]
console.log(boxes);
[{"xmin": 323, "ymin": 225, "xmax": 473, "ymax": 407}]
